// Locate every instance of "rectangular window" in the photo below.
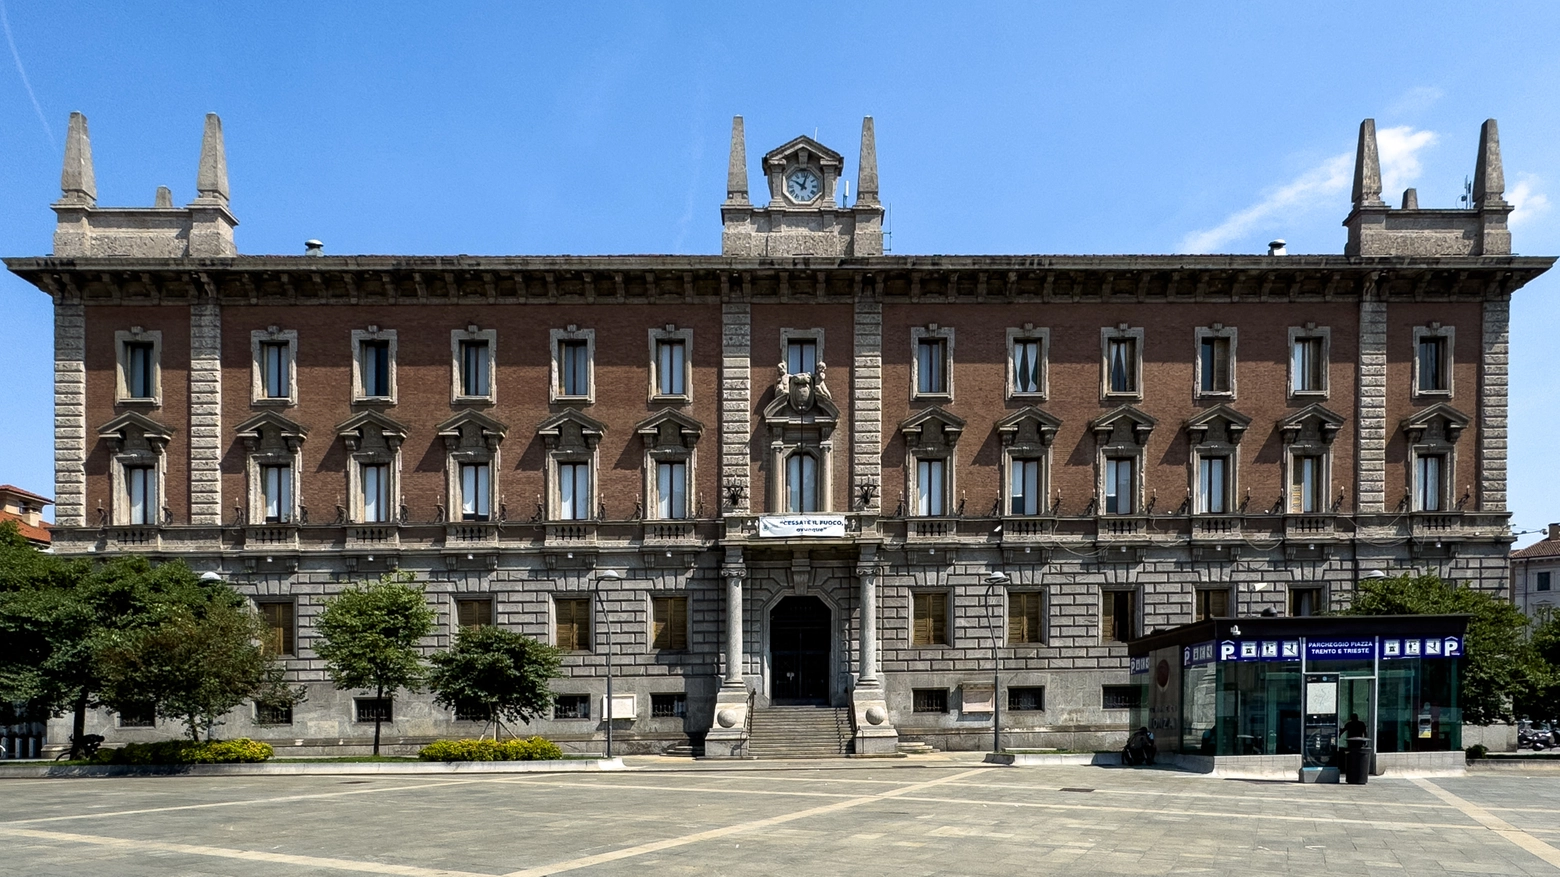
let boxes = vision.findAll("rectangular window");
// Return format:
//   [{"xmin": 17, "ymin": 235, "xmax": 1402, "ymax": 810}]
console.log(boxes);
[
  {"xmin": 459, "ymin": 340, "xmax": 490, "ymax": 397},
  {"xmin": 1102, "ymin": 590, "xmax": 1135, "ymax": 642},
  {"xmin": 553, "ymin": 694, "xmax": 591, "ymax": 719},
  {"xmin": 1292, "ymin": 337, "xmax": 1325, "ymax": 393},
  {"xmin": 656, "ymin": 340, "xmax": 686, "ymax": 397},
  {"xmin": 117, "ymin": 705, "xmax": 155, "ymax": 728},
  {"xmin": 1415, "ymin": 454, "xmax": 1444, "ymax": 512},
  {"xmin": 1417, "ymin": 337, "xmax": 1448, "ymax": 393},
  {"xmin": 259, "ymin": 602, "xmax": 295, "ymax": 656},
  {"xmin": 125, "ymin": 341, "xmax": 156, "ymax": 399},
  {"xmin": 557, "ymin": 462, "xmax": 591, "ymax": 521},
  {"xmin": 455, "ymin": 598, "xmax": 492, "ymax": 629},
  {"xmin": 1102, "ymin": 685, "xmax": 1142, "ymax": 710},
  {"xmin": 1104, "ymin": 457, "xmax": 1134, "ymax": 515},
  {"xmin": 916, "ymin": 458, "xmax": 946, "ymax": 516},
  {"xmin": 1198, "ymin": 456, "xmax": 1228, "ymax": 514},
  {"xmin": 1007, "ymin": 591, "xmax": 1043, "ymax": 645},
  {"xmin": 360, "ymin": 340, "xmax": 391, "ymax": 398},
  {"xmin": 652, "ymin": 596, "xmax": 688, "ymax": 651},
  {"xmin": 355, "ymin": 698, "xmax": 393, "ymax": 723},
  {"xmin": 650, "ymin": 693, "xmax": 687, "ymax": 718},
  {"xmin": 460, "ymin": 463, "xmax": 491, "ymax": 521},
  {"xmin": 1107, "ymin": 337, "xmax": 1137, "ymax": 394},
  {"xmin": 260, "ymin": 464, "xmax": 292, "ymax": 523},
  {"xmin": 1008, "ymin": 687, "xmax": 1045, "ymax": 712},
  {"xmin": 1010, "ymin": 458, "xmax": 1041, "ymax": 516},
  {"xmin": 912, "ymin": 592, "xmax": 949, "ymax": 646},
  {"xmin": 786, "ymin": 453, "xmax": 819, "ymax": 513},
  {"xmin": 126, "ymin": 465, "xmax": 158, "ymax": 525},
  {"xmin": 1199, "ymin": 336, "xmax": 1231, "ymax": 393},
  {"xmin": 786, "ymin": 340, "xmax": 817, "ymax": 377},
  {"xmin": 1289, "ymin": 587, "xmax": 1323, "ymax": 617},
  {"xmin": 261, "ymin": 342, "xmax": 290, "ymax": 399},
  {"xmin": 1195, "ymin": 588, "xmax": 1230, "ymax": 622},
  {"xmin": 555, "ymin": 598, "xmax": 591, "ymax": 651},
  {"xmin": 912, "ymin": 688, "xmax": 949, "ymax": 713},
  {"xmin": 558, "ymin": 340, "xmax": 590, "ymax": 397},
  {"xmin": 254, "ymin": 703, "xmax": 293, "ymax": 725},
  {"xmin": 1538, "ymin": 572, "xmax": 1553, "ymax": 593},
  {"xmin": 656, "ymin": 461, "xmax": 687, "ymax": 520},
  {"xmin": 1013, "ymin": 339, "xmax": 1042, "ymax": 394},
  {"xmin": 1291, "ymin": 455, "xmax": 1323, "ymax": 514},
  {"xmin": 916, "ymin": 338, "xmax": 948, "ymax": 395},
  {"xmin": 360, "ymin": 463, "xmax": 390, "ymax": 523}
]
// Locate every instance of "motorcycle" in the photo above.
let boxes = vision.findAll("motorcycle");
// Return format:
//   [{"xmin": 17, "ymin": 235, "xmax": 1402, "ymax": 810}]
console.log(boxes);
[{"xmin": 1518, "ymin": 719, "xmax": 1554, "ymax": 751}]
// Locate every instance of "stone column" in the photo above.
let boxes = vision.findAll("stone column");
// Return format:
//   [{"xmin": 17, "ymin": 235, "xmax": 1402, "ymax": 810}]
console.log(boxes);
[
  {"xmin": 723, "ymin": 565, "xmax": 744, "ymax": 686},
  {"xmin": 850, "ymin": 549, "xmax": 897, "ymax": 755},
  {"xmin": 704, "ymin": 552, "xmax": 751, "ymax": 758},
  {"xmin": 858, "ymin": 564, "xmax": 879, "ymax": 685}
]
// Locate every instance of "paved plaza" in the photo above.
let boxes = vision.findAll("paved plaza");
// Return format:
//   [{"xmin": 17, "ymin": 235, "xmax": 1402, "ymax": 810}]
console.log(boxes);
[{"xmin": 3, "ymin": 758, "xmax": 1560, "ymax": 876}]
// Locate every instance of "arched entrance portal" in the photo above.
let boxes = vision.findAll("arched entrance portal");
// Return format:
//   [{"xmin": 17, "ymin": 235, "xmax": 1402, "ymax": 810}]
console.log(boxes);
[{"xmin": 770, "ymin": 596, "xmax": 832, "ymax": 704}]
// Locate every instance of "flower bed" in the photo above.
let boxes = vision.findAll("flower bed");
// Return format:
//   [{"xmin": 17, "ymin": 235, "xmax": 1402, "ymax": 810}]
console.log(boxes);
[{"xmin": 418, "ymin": 737, "xmax": 563, "ymax": 762}]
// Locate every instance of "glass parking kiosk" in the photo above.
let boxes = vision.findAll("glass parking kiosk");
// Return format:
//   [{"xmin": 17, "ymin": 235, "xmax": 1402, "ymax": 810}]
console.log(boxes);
[{"xmin": 1128, "ymin": 615, "xmax": 1466, "ymax": 766}]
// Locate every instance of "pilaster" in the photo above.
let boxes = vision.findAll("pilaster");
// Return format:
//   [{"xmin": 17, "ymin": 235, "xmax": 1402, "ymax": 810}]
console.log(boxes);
[
  {"xmin": 189, "ymin": 297, "xmax": 223, "ymax": 524},
  {"xmin": 1479, "ymin": 294, "xmax": 1510, "ymax": 511},
  {"xmin": 53, "ymin": 298, "xmax": 86, "ymax": 528},
  {"xmin": 852, "ymin": 291, "xmax": 882, "ymax": 512},
  {"xmin": 1355, "ymin": 282, "xmax": 1387, "ymax": 513},
  {"xmin": 720, "ymin": 295, "xmax": 751, "ymax": 514}
]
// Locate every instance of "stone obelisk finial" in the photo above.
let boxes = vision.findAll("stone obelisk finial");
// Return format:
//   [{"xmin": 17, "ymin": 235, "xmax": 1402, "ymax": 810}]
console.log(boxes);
[
  {"xmin": 856, "ymin": 116, "xmax": 879, "ymax": 207},
  {"xmin": 195, "ymin": 113, "xmax": 229, "ymax": 204},
  {"xmin": 59, "ymin": 111, "xmax": 96, "ymax": 206},
  {"xmin": 725, "ymin": 116, "xmax": 748, "ymax": 205},
  {"xmin": 1351, "ymin": 119, "xmax": 1384, "ymax": 208},
  {"xmin": 1473, "ymin": 118, "xmax": 1505, "ymax": 207}
]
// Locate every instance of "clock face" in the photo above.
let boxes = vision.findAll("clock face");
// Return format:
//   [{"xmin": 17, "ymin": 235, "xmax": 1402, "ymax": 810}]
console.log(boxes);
[{"xmin": 786, "ymin": 168, "xmax": 821, "ymax": 202}]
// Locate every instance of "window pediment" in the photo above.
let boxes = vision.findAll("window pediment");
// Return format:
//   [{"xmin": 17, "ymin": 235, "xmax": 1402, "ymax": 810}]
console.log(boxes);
[
  {"xmin": 1278, "ymin": 403, "xmax": 1345, "ymax": 446},
  {"xmin": 1090, "ymin": 405, "xmax": 1155, "ymax": 447},
  {"xmin": 995, "ymin": 406, "xmax": 1061, "ymax": 448},
  {"xmin": 762, "ymin": 135, "xmax": 843, "ymax": 171},
  {"xmin": 900, "ymin": 406, "xmax": 966, "ymax": 452},
  {"xmin": 636, "ymin": 409, "xmax": 703, "ymax": 455},
  {"xmin": 335, "ymin": 410, "xmax": 408, "ymax": 453},
  {"xmin": 235, "ymin": 411, "xmax": 307, "ymax": 454},
  {"xmin": 1184, "ymin": 404, "xmax": 1252, "ymax": 446},
  {"xmin": 98, "ymin": 411, "xmax": 174, "ymax": 455},
  {"xmin": 436, "ymin": 409, "xmax": 508, "ymax": 453},
  {"xmin": 1400, "ymin": 402, "xmax": 1471, "ymax": 445},
  {"xmin": 538, "ymin": 409, "xmax": 606, "ymax": 453}
]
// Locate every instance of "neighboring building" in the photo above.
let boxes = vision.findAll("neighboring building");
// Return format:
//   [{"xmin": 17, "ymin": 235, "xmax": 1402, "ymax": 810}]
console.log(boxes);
[
  {"xmin": 0, "ymin": 484, "xmax": 51, "ymax": 547},
  {"xmin": 4, "ymin": 111, "xmax": 1549, "ymax": 755},
  {"xmin": 1513, "ymin": 524, "xmax": 1560, "ymax": 616}
]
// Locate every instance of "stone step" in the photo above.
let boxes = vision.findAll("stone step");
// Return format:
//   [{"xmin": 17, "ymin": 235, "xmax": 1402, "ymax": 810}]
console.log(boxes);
[{"xmin": 747, "ymin": 706, "xmax": 851, "ymax": 758}]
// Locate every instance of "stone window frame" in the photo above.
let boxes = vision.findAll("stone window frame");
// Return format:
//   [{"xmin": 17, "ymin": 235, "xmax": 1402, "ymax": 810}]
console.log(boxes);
[
  {"xmin": 779, "ymin": 327, "xmax": 825, "ymax": 377},
  {"xmin": 997, "ymin": 408, "xmax": 1061, "ymax": 517},
  {"xmin": 1283, "ymin": 445, "xmax": 1332, "ymax": 515},
  {"xmin": 114, "ymin": 327, "xmax": 162, "ymax": 406},
  {"xmin": 647, "ymin": 324, "xmax": 693, "ymax": 405},
  {"xmin": 100, "ymin": 414, "xmax": 172, "ymax": 527},
  {"xmin": 1184, "ymin": 408, "xmax": 1248, "ymax": 516},
  {"xmin": 1193, "ymin": 586, "xmax": 1233, "ymax": 621},
  {"xmin": 250, "ymin": 326, "xmax": 298, "ymax": 407},
  {"xmin": 1099, "ymin": 586, "xmax": 1140, "ymax": 644},
  {"xmin": 901, "ymin": 408, "xmax": 964, "ymax": 518},
  {"xmin": 1006, "ymin": 324, "xmax": 1050, "ymax": 402},
  {"xmin": 1287, "ymin": 324, "xmax": 1331, "ymax": 399},
  {"xmin": 647, "ymin": 593, "xmax": 691, "ymax": 653},
  {"xmin": 538, "ymin": 412, "xmax": 605, "ymax": 522},
  {"xmin": 551, "ymin": 594, "xmax": 594, "ymax": 653},
  {"xmin": 450, "ymin": 325, "xmax": 498, "ymax": 406},
  {"xmin": 909, "ymin": 588, "xmax": 953, "ymax": 648},
  {"xmin": 1100, "ymin": 324, "xmax": 1145, "ymax": 402},
  {"xmin": 1193, "ymin": 324, "xmax": 1238, "ymax": 400},
  {"xmin": 350, "ymin": 326, "xmax": 398, "ymax": 405},
  {"xmin": 1412, "ymin": 323, "xmax": 1455, "ymax": 400},
  {"xmin": 339, "ymin": 416, "xmax": 406, "ymax": 524},
  {"xmin": 254, "ymin": 599, "xmax": 297, "ymax": 657},
  {"xmin": 1407, "ymin": 444, "xmax": 1456, "ymax": 513},
  {"xmin": 777, "ymin": 447, "xmax": 828, "ymax": 513},
  {"xmin": 1004, "ymin": 587, "xmax": 1047, "ymax": 647},
  {"xmin": 638, "ymin": 412, "xmax": 701, "ymax": 521},
  {"xmin": 550, "ymin": 325, "xmax": 596, "ymax": 404},
  {"xmin": 1092, "ymin": 411, "xmax": 1153, "ymax": 517},
  {"xmin": 1288, "ymin": 585, "xmax": 1328, "ymax": 617},
  {"xmin": 910, "ymin": 323, "xmax": 955, "ymax": 402},
  {"xmin": 452, "ymin": 595, "xmax": 494, "ymax": 630},
  {"xmin": 438, "ymin": 412, "xmax": 506, "ymax": 523},
  {"xmin": 238, "ymin": 418, "xmax": 305, "ymax": 525}
]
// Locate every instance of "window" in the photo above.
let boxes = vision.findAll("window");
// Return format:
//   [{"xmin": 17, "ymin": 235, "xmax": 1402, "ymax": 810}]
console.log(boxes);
[
  {"xmin": 454, "ymin": 701, "xmax": 487, "ymax": 721},
  {"xmin": 912, "ymin": 688, "xmax": 949, "ymax": 713},
  {"xmin": 460, "ymin": 462, "xmax": 491, "ymax": 521},
  {"xmin": 1538, "ymin": 572, "xmax": 1553, "ymax": 593},
  {"xmin": 915, "ymin": 458, "xmax": 946, "ymax": 516},
  {"xmin": 261, "ymin": 342, "xmax": 290, "ymax": 399},
  {"xmin": 553, "ymin": 695, "xmax": 591, "ymax": 719},
  {"xmin": 557, "ymin": 461, "xmax": 591, "ymax": 521},
  {"xmin": 1198, "ymin": 456, "xmax": 1229, "ymax": 514},
  {"xmin": 360, "ymin": 463, "xmax": 390, "ymax": 523},
  {"xmin": 1195, "ymin": 588, "xmax": 1230, "ymax": 621},
  {"xmin": 258, "ymin": 602, "xmax": 295, "ymax": 656},
  {"xmin": 652, "ymin": 596, "xmax": 688, "ymax": 651},
  {"xmin": 912, "ymin": 592, "xmax": 948, "ymax": 646},
  {"xmin": 251, "ymin": 328, "xmax": 298, "ymax": 406},
  {"xmin": 1104, "ymin": 457, "xmax": 1135, "ymax": 515},
  {"xmin": 254, "ymin": 702, "xmax": 293, "ymax": 725},
  {"xmin": 916, "ymin": 338, "xmax": 947, "ymax": 395},
  {"xmin": 355, "ymin": 698, "xmax": 393, "ymax": 723},
  {"xmin": 260, "ymin": 463, "xmax": 292, "ymax": 523},
  {"xmin": 1102, "ymin": 685, "xmax": 1142, "ymax": 710},
  {"xmin": 1109, "ymin": 338, "xmax": 1136, "ymax": 394},
  {"xmin": 1007, "ymin": 591, "xmax": 1044, "ymax": 645},
  {"xmin": 1289, "ymin": 330, "xmax": 1328, "ymax": 395},
  {"xmin": 555, "ymin": 598, "xmax": 592, "ymax": 651},
  {"xmin": 459, "ymin": 340, "xmax": 490, "ymax": 397},
  {"xmin": 117, "ymin": 705, "xmax": 155, "ymax": 728},
  {"xmin": 786, "ymin": 453, "xmax": 819, "ymax": 513},
  {"xmin": 1101, "ymin": 326, "xmax": 1144, "ymax": 399},
  {"xmin": 1198, "ymin": 334, "xmax": 1232, "ymax": 395},
  {"xmin": 656, "ymin": 461, "xmax": 687, "ymax": 520},
  {"xmin": 558, "ymin": 341, "xmax": 589, "ymax": 397},
  {"xmin": 360, "ymin": 340, "xmax": 392, "ymax": 398},
  {"xmin": 655, "ymin": 339, "xmax": 687, "ymax": 397},
  {"xmin": 125, "ymin": 342, "xmax": 156, "ymax": 399},
  {"xmin": 1289, "ymin": 587, "xmax": 1324, "ymax": 617},
  {"xmin": 1413, "ymin": 325, "xmax": 1454, "ymax": 396},
  {"xmin": 1290, "ymin": 454, "xmax": 1324, "ymax": 514},
  {"xmin": 651, "ymin": 693, "xmax": 687, "ymax": 718},
  {"xmin": 1415, "ymin": 453, "xmax": 1445, "ymax": 512},
  {"xmin": 1008, "ymin": 687, "xmax": 1045, "ymax": 712},
  {"xmin": 125, "ymin": 464, "xmax": 158, "ymax": 525},
  {"xmin": 1007, "ymin": 326, "xmax": 1049, "ymax": 399},
  {"xmin": 455, "ymin": 598, "xmax": 492, "ymax": 629},
  {"xmin": 1102, "ymin": 590, "xmax": 1136, "ymax": 642},
  {"xmin": 786, "ymin": 339, "xmax": 818, "ymax": 377},
  {"xmin": 1010, "ymin": 458, "xmax": 1041, "ymax": 515}
]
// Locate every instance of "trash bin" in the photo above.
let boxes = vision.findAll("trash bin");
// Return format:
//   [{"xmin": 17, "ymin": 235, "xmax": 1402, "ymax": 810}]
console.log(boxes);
[{"xmin": 1345, "ymin": 736, "xmax": 1370, "ymax": 785}]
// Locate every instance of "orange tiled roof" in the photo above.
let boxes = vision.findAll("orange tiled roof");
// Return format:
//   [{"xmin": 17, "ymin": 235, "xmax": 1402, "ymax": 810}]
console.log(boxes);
[
  {"xmin": 0, "ymin": 509, "xmax": 51, "ymax": 545},
  {"xmin": 1514, "ymin": 539, "xmax": 1560, "ymax": 560},
  {"xmin": 0, "ymin": 484, "xmax": 52, "ymax": 505}
]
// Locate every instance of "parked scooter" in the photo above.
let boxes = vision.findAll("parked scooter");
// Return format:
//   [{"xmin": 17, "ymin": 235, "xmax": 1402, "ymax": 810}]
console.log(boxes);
[{"xmin": 1518, "ymin": 718, "xmax": 1554, "ymax": 751}]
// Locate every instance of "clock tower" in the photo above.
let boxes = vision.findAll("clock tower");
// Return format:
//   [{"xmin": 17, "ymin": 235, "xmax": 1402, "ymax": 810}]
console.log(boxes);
[{"xmin": 721, "ymin": 116, "xmax": 884, "ymax": 257}]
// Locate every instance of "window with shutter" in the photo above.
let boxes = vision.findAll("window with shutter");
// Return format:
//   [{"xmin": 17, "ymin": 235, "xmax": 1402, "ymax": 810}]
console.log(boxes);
[
  {"xmin": 1195, "ymin": 588, "xmax": 1230, "ymax": 621},
  {"xmin": 913, "ymin": 592, "xmax": 948, "ymax": 646},
  {"xmin": 259, "ymin": 602, "xmax": 294, "ymax": 656},
  {"xmin": 1007, "ymin": 591, "xmax": 1043, "ymax": 644},
  {"xmin": 555, "ymin": 598, "xmax": 591, "ymax": 651},
  {"xmin": 456, "ymin": 599, "xmax": 492, "ymax": 629},
  {"xmin": 652, "ymin": 596, "xmax": 688, "ymax": 651},
  {"xmin": 1102, "ymin": 590, "xmax": 1135, "ymax": 642}
]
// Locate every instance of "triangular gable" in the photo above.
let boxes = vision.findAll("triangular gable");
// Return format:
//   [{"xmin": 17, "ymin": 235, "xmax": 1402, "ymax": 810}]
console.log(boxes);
[
  {"xmin": 1278, "ymin": 403, "xmax": 1345, "ymax": 445},
  {"xmin": 763, "ymin": 134, "xmax": 844, "ymax": 167},
  {"xmin": 636, "ymin": 409, "xmax": 704, "ymax": 448},
  {"xmin": 436, "ymin": 409, "xmax": 509, "ymax": 445},
  {"xmin": 996, "ymin": 406, "xmax": 1063, "ymax": 448},
  {"xmin": 1400, "ymin": 402, "xmax": 1471, "ymax": 444},
  {"xmin": 235, "ymin": 410, "xmax": 308, "ymax": 452},
  {"xmin": 335, "ymin": 409, "xmax": 409, "ymax": 452},
  {"xmin": 98, "ymin": 410, "xmax": 174, "ymax": 453},
  {"xmin": 899, "ymin": 406, "xmax": 967, "ymax": 449},
  {"xmin": 1184, "ymin": 404, "xmax": 1253, "ymax": 445},
  {"xmin": 537, "ymin": 408, "xmax": 607, "ymax": 451},
  {"xmin": 1090, "ymin": 405, "xmax": 1155, "ymax": 445}
]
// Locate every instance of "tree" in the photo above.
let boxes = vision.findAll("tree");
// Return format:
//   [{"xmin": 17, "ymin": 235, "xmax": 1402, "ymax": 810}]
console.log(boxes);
[
  {"xmin": 1343, "ymin": 572, "xmax": 1541, "ymax": 725},
  {"xmin": 428, "ymin": 625, "xmax": 561, "ymax": 739},
  {"xmin": 314, "ymin": 575, "xmax": 435, "ymax": 755},
  {"xmin": 1514, "ymin": 607, "xmax": 1560, "ymax": 721}
]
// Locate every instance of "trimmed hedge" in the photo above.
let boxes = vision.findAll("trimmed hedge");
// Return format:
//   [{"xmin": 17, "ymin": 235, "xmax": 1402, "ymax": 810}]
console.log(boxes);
[
  {"xmin": 418, "ymin": 737, "xmax": 564, "ymax": 762},
  {"xmin": 94, "ymin": 738, "xmax": 274, "ymax": 765}
]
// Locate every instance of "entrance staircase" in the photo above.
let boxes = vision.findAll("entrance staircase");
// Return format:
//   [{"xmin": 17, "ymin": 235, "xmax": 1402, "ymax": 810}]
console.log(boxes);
[{"xmin": 747, "ymin": 705, "xmax": 852, "ymax": 758}]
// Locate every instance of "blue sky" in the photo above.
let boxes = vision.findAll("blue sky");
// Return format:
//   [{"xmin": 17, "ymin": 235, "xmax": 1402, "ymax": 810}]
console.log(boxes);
[{"xmin": 0, "ymin": 2, "xmax": 1556, "ymax": 545}]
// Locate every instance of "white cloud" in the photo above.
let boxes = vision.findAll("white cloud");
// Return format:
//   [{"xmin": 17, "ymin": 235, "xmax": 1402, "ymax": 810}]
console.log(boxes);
[
  {"xmin": 1179, "ymin": 126, "xmax": 1437, "ymax": 254},
  {"xmin": 1386, "ymin": 85, "xmax": 1445, "ymax": 118},
  {"xmin": 1508, "ymin": 175, "xmax": 1550, "ymax": 230}
]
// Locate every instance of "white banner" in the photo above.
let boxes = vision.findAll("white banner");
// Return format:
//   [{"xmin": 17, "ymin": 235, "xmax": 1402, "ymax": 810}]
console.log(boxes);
[{"xmin": 757, "ymin": 514, "xmax": 847, "ymax": 538}]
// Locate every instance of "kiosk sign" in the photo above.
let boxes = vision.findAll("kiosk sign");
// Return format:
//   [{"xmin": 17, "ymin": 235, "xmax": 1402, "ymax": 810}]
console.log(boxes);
[
  {"xmin": 1381, "ymin": 636, "xmax": 1463, "ymax": 659},
  {"xmin": 1304, "ymin": 639, "xmax": 1377, "ymax": 661}
]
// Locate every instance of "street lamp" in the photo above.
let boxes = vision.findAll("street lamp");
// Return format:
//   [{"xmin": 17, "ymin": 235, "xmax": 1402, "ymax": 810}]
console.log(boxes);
[
  {"xmin": 982, "ymin": 571, "xmax": 1012, "ymax": 755},
  {"xmin": 593, "ymin": 569, "xmax": 623, "ymax": 758}
]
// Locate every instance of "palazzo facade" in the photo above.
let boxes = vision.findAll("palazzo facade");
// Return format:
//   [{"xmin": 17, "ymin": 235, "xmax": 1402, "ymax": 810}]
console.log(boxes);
[{"xmin": 10, "ymin": 112, "xmax": 1549, "ymax": 754}]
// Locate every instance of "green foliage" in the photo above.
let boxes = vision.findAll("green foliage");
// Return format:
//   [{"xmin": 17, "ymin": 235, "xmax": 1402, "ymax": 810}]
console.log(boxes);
[
  {"xmin": 1514, "ymin": 607, "xmax": 1560, "ymax": 720},
  {"xmin": 95, "ymin": 738, "xmax": 274, "ymax": 765},
  {"xmin": 428, "ymin": 625, "xmax": 561, "ymax": 731},
  {"xmin": 314, "ymin": 574, "xmax": 435, "ymax": 754},
  {"xmin": 1343, "ymin": 572, "xmax": 1541, "ymax": 725},
  {"xmin": 417, "ymin": 736, "xmax": 564, "ymax": 762},
  {"xmin": 1465, "ymin": 744, "xmax": 1489, "ymax": 760}
]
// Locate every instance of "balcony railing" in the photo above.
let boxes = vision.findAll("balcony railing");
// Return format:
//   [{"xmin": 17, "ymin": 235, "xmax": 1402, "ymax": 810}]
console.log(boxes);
[
  {"xmin": 242, "ymin": 525, "xmax": 298, "ymax": 549},
  {"xmin": 1098, "ymin": 516, "xmax": 1147, "ymax": 538},
  {"xmin": 1285, "ymin": 515, "xmax": 1337, "ymax": 539},
  {"xmin": 347, "ymin": 525, "xmax": 399, "ymax": 548},
  {"xmin": 1191, "ymin": 516, "xmax": 1240, "ymax": 539},
  {"xmin": 445, "ymin": 522, "xmax": 499, "ymax": 544},
  {"xmin": 545, "ymin": 522, "xmax": 597, "ymax": 546},
  {"xmin": 642, "ymin": 520, "xmax": 698, "ymax": 543},
  {"xmin": 108, "ymin": 526, "xmax": 160, "ymax": 551}
]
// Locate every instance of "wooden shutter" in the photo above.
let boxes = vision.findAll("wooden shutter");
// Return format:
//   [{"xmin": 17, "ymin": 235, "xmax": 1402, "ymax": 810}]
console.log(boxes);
[
  {"xmin": 652, "ymin": 597, "xmax": 688, "ymax": 651},
  {"xmin": 557, "ymin": 599, "xmax": 590, "ymax": 651},
  {"xmin": 1101, "ymin": 590, "xmax": 1116, "ymax": 641},
  {"xmin": 914, "ymin": 593, "xmax": 947, "ymax": 646},
  {"xmin": 1212, "ymin": 337, "xmax": 1230, "ymax": 391},
  {"xmin": 1008, "ymin": 592, "xmax": 1042, "ymax": 644},
  {"xmin": 929, "ymin": 593, "xmax": 947, "ymax": 645},
  {"xmin": 260, "ymin": 602, "xmax": 293, "ymax": 656},
  {"xmin": 457, "ymin": 599, "xmax": 491, "ymax": 629}
]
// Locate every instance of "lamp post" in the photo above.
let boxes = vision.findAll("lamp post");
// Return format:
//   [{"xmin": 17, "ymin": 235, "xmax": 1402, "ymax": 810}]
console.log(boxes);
[
  {"xmin": 982, "ymin": 571, "xmax": 1012, "ymax": 755},
  {"xmin": 593, "ymin": 569, "xmax": 623, "ymax": 758}
]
